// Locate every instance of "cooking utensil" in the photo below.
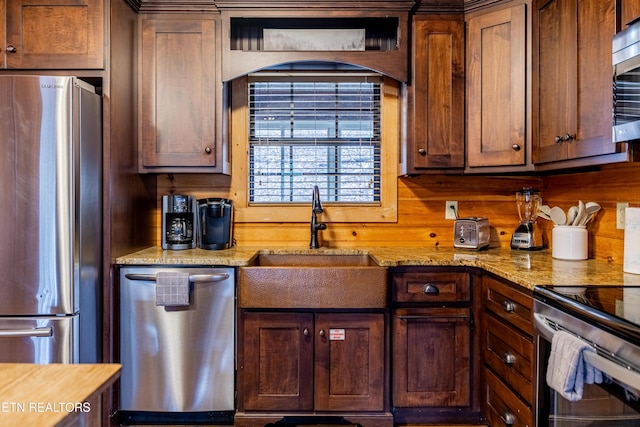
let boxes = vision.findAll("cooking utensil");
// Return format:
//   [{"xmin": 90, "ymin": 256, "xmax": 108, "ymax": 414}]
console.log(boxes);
[
  {"xmin": 578, "ymin": 201, "xmax": 601, "ymax": 226},
  {"xmin": 550, "ymin": 206, "xmax": 567, "ymax": 226},
  {"xmin": 566, "ymin": 206, "xmax": 578, "ymax": 226},
  {"xmin": 539, "ymin": 205, "xmax": 552, "ymax": 221},
  {"xmin": 574, "ymin": 200, "xmax": 586, "ymax": 227}
]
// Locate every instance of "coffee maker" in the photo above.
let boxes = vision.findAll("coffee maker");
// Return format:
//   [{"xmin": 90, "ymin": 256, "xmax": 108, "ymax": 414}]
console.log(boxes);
[
  {"xmin": 197, "ymin": 198, "xmax": 234, "ymax": 250},
  {"xmin": 511, "ymin": 188, "xmax": 543, "ymax": 250},
  {"xmin": 161, "ymin": 194, "xmax": 197, "ymax": 250}
]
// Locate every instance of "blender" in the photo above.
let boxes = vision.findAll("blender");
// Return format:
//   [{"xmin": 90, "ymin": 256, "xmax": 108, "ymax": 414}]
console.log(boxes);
[{"xmin": 511, "ymin": 188, "xmax": 544, "ymax": 250}]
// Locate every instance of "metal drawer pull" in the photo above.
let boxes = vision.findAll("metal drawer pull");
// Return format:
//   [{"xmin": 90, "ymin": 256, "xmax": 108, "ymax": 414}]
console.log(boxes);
[
  {"xmin": 319, "ymin": 329, "xmax": 326, "ymax": 337},
  {"xmin": 501, "ymin": 411, "xmax": 515, "ymax": 425},
  {"xmin": 0, "ymin": 327, "xmax": 53, "ymax": 338},
  {"xmin": 503, "ymin": 352, "xmax": 516, "ymax": 366},
  {"xmin": 125, "ymin": 273, "xmax": 229, "ymax": 283},
  {"xmin": 303, "ymin": 328, "xmax": 310, "ymax": 337},
  {"xmin": 503, "ymin": 300, "xmax": 516, "ymax": 312},
  {"xmin": 422, "ymin": 283, "xmax": 440, "ymax": 295},
  {"xmin": 397, "ymin": 314, "xmax": 469, "ymax": 320}
]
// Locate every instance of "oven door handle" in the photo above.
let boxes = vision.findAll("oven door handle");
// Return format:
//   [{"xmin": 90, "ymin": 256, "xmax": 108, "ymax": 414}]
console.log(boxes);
[{"xmin": 534, "ymin": 313, "xmax": 640, "ymax": 393}]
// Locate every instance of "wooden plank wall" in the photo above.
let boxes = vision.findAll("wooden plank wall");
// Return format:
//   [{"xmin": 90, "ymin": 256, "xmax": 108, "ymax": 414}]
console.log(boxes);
[
  {"xmin": 153, "ymin": 173, "xmax": 541, "ymax": 250},
  {"xmin": 150, "ymin": 161, "xmax": 640, "ymax": 265},
  {"xmin": 540, "ymin": 161, "xmax": 640, "ymax": 264}
]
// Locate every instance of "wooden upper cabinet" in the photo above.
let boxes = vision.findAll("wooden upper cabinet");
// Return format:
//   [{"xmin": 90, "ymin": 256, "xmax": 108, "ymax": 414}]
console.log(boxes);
[
  {"xmin": 140, "ymin": 16, "xmax": 222, "ymax": 172},
  {"xmin": 405, "ymin": 16, "xmax": 465, "ymax": 173},
  {"xmin": 466, "ymin": 4, "xmax": 528, "ymax": 170},
  {"xmin": 621, "ymin": 0, "xmax": 640, "ymax": 27},
  {"xmin": 533, "ymin": 0, "xmax": 618, "ymax": 165},
  {"xmin": 3, "ymin": 0, "xmax": 104, "ymax": 69}
]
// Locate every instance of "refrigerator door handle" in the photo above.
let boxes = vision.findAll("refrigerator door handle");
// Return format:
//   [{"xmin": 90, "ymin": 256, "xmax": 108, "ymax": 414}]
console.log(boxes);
[
  {"xmin": 0, "ymin": 327, "xmax": 53, "ymax": 338},
  {"xmin": 124, "ymin": 273, "xmax": 230, "ymax": 283}
]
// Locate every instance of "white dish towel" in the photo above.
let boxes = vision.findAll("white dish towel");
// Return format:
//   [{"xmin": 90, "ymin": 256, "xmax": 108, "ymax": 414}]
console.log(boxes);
[
  {"xmin": 155, "ymin": 272, "xmax": 190, "ymax": 307},
  {"xmin": 546, "ymin": 330, "xmax": 603, "ymax": 401}
]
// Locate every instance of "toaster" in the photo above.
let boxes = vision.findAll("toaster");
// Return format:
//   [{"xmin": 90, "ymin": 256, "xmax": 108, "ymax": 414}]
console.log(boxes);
[{"xmin": 454, "ymin": 217, "xmax": 490, "ymax": 250}]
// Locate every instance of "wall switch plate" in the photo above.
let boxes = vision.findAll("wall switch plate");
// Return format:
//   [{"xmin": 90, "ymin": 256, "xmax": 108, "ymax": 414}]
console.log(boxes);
[
  {"xmin": 617, "ymin": 202, "xmax": 629, "ymax": 229},
  {"xmin": 445, "ymin": 201, "xmax": 458, "ymax": 220}
]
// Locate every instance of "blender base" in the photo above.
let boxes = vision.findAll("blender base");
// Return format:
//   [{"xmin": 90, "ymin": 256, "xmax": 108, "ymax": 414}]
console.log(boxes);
[{"xmin": 511, "ymin": 221, "xmax": 544, "ymax": 250}]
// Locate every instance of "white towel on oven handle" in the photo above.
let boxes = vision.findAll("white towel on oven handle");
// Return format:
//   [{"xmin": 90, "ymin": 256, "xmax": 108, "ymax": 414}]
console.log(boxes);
[{"xmin": 546, "ymin": 330, "xmax": 603, "ymax": 401}]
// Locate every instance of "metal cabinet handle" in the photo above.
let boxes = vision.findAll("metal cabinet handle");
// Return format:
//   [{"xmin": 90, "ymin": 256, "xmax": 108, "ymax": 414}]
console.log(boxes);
[
  {"xmin": 303, "ymin": 328, "xmax": 310, "ymax": 337},
  {"xmin": 124, "ymin": 273, "xmax": 229, "ymax": 283},
  {"xmin": 204, "ymin": 146, "xmax": 212, "ymax": 154},
  {"xmin": 501, "ymin": 411, "xmax": 516, "ymax": 425},
  {"xmin": 503, "ymin": 300, "xmax": 516, "ymax": 313},
  {"xmin": 503, "ymin": 352, "xmax": 516, "ymax": 366},
  {"xmin": 397, "ymin": 314, "xmax": 469, "ymax": 320},
  {"xmin": 6, "ymin": 45, "xmax": 17, "ymax": 53},
  {"xmin": 563, "ymin": 133, "xmax": 575, "ymax": 141},
  {"xmin": 0, "ymin": 327, "xmax": 52, "ymax": 338},
  {"xmin": 422, "ymin": 283, "xmax": 440, "ymax": 295},
  {"xmin": 511, "ymin": 144, "xmax": 521, "ymax": 151},
  {"xmin": 555, "ymin": 135, "xmax": 563, "ymax": 143},
  {"xmin": 318, "ymin": 329, "xmax": 326, "ymax": 337},
  {"xmin": 418, "ymin": 148, "xmax": 426, "ymax": 156}
]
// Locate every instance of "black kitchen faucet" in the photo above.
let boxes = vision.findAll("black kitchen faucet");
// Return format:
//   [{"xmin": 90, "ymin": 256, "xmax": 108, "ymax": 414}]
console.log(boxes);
[{"xmin": 310, "ymin": 185, "xmax": 327, "ymax": 249}]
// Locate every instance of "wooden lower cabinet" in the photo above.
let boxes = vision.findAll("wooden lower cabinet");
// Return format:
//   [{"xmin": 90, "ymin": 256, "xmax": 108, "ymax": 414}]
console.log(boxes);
[
  {"xmin": 390, "ymin": 267, "xmax": 482, "ymax": 424},
  {"xmin": 237, "ymin": 310, "xmax": 391, "ymax": 427},
  {"xmin": 482, "ymin": 274, "xmax": 534, "ymax": 427},
  {"xmin": 485, "ymin": 367, "xmax": 533, "ymax": 427},
  {"xmin": 392, "ymin": 307, "xmax": 471, "ymax": 407}
]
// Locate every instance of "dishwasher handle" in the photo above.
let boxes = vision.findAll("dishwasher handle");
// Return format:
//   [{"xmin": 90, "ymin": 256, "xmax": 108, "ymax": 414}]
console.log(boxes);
[{"xmin": 124, "ymin": 273, "xmax": 230, "ymax": 283}]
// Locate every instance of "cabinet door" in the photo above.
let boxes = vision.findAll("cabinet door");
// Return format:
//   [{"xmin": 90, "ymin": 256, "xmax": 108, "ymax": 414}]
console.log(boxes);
[
  {"xmin": 392, "ymin": 307, "xmax": 471, "ymax": 407},
  {"xmin": 467, "ymin": 5, "xmax": 527, "ymax": 168},
  {"xmin": 621, "ymin": 0, "xmax": 640, "ymax": 27},
  {"xmin": 314, "ymin": 313, "xmax": 385, "ymax": 411},
  {"xmin": 571, "ymin": 0, "xmax": 616, "ymax": 159},
  {"xmin": 242, "ymin": 312, "xmax": 314, "ymax": 411},
  {"xmin": 0, "ymin": 1, "xmax": 5, "ymax": 68},
  {"xmin": 534, "ymin": 0, "xmax": 576, "ymax": 164},
  {"xmin": 408, "ymin": 17, "xmax": 465, "ymax": 171},
  {"xmin": 5, "ymin": 0, "xmax": 103, "ymax": 69},
  {"xmin": 534, "ymin": 0, "xmax": 617, "ymax": 164},
  {"xmin": 140, "ymin": 17, "xmax": 217, "ymax": 170}
]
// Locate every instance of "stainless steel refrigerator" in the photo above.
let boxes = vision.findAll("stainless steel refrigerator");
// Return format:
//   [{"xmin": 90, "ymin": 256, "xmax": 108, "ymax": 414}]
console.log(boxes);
[{"xmin": 0, "ymin": 75, "xmax": 102, "ymax": 364}]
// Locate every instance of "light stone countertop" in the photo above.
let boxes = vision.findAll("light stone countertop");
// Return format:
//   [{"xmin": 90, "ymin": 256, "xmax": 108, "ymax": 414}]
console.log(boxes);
[{"xmin": 115, "ymin": 246, "xmax": 640, "ymax": 291}]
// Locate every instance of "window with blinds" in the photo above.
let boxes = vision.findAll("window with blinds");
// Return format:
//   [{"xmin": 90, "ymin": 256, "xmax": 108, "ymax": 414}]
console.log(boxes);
[{"xmin": 248, "ymin": 74, "xmax": 382, "ymax": 204}]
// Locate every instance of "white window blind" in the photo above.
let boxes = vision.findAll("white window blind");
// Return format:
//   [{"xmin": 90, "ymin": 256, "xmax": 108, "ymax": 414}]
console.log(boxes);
[{"xmin": 248, "ymin": 73, "xmax": 381, "ymax": 204}]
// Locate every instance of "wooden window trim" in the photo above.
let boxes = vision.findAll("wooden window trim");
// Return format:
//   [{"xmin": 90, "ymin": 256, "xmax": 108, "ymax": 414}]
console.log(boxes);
[{"xmin": 230, "ymin": 75, "xmax": 399, "ymax": 223}]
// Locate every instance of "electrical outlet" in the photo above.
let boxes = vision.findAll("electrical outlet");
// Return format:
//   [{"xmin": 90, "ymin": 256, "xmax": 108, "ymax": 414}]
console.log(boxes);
[
  {"xmin": 617, "ymin": 202, "xmax": 629, "ymax": 229},
  {"xmin": 445, "ymin": 201, "xmax": 458, "ymax": 220}
]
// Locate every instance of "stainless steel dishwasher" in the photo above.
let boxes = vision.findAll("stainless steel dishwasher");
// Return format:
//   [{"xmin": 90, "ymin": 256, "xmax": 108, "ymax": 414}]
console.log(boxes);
[{"xmin": 118, "ymin": 266, "xmax": 235, "ymax": 425}]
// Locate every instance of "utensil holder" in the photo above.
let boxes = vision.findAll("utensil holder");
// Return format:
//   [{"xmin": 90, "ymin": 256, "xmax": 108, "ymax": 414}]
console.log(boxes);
[{"xmin": 552, "ymin": 226, "xmax": 588, "ymax": 260}]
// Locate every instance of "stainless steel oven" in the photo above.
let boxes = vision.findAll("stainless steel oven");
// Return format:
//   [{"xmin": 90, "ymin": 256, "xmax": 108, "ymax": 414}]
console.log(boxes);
[
  {"xmin": 534, "ymin": 286, "xmax": 640, "ymax": 426},
  {"xmin": 613, "ymin": 20, "xmax": 640, "ymax": 143}
]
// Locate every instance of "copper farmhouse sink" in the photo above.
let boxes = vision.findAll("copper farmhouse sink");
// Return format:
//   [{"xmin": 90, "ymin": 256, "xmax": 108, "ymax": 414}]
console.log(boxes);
[{"xmin": 238, "ymin": 253, "xmax": 388, "ymax": 309}]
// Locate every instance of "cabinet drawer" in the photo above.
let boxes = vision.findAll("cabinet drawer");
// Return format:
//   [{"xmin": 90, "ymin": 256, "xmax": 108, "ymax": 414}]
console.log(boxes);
[
  {"xmin": 393, "ymin": 271, "xmax": 470, "ymax": 303},
  {"xmin": 483, "ymin": 275, "xmax": 533, "ymax": 335},
  {"xmin": 484, "ymin": 313, "xmax": 533, "ymax": 404},
  {"xmin": 485, "ymin": 367, "xmax": 532, "ymax": 427}
]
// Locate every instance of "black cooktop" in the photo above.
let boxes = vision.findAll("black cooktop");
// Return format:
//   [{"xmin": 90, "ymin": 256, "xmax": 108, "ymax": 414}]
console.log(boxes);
[{"xmin": 534, "ymin": 285, "xmax": 640, "ymax": 346}]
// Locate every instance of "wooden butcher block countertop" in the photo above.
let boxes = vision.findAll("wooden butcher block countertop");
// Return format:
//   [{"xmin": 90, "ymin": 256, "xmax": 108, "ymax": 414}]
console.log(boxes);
[{"xmin": 0, "ymin": 363, "xmax": 121, "ymax": 427}]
